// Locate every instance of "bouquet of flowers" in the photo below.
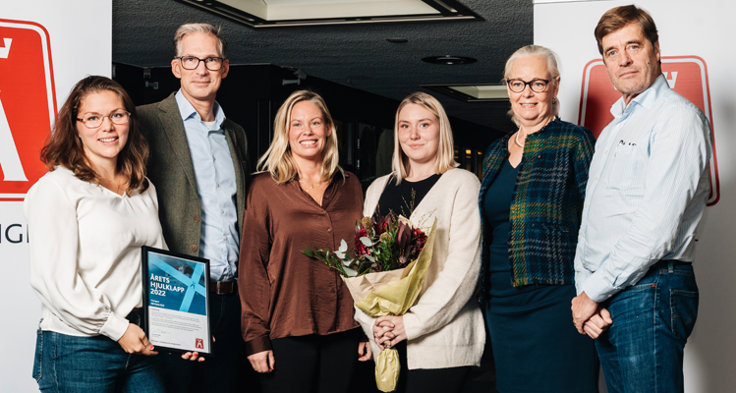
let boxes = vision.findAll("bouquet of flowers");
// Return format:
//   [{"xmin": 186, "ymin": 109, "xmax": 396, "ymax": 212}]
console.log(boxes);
[
  {"xmin": 303, "ymin": 213, "xmax": 437, "ymax": 392},
  {"xmin": 303, "ymin": 213, "xmax": 428, "ymax": 278}
]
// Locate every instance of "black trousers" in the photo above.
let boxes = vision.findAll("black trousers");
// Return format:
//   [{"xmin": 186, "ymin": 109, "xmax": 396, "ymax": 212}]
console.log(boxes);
[
  {"xmin": 260, "ymin": 329, "xmax": 361, "ymax": 393},
  {"xmin": 159, "ymin": 291, "xmax": 256, "ymax": 393}
]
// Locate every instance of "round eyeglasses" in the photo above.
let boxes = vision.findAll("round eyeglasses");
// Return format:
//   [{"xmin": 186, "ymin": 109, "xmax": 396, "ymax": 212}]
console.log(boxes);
[
  {"xmin": 175, "ymin": 56, "xmax": 225, "ymax": 71},
  {"xmin": 506, "ymin": 78, "xmax": 550, "ymax": 93},
  {"xmin": 76, "ymin": 110, "xmax": 131, "ymax": 129}
]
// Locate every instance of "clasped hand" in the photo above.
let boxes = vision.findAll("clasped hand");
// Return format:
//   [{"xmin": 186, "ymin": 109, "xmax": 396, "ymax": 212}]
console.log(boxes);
[
  {"xmin": 373, "ymin": 315, "xmax": 407, "ymax": 349},
  {"xmin": 571, "ymin": 292, "xmax": 613, "ymax": 339}
]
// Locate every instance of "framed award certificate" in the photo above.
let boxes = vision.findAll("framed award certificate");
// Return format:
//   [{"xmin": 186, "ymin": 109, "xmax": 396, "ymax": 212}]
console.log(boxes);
[{"xmin": 141, "ymin": 246, "xmax": 213, "ymax": 354}]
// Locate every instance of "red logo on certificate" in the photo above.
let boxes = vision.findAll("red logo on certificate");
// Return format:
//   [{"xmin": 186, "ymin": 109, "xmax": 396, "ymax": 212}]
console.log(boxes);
[
  {"xmin": 0, "ymin": 19, "xmax": 57, "ymax": 201},
  {"xmin": 195, "ymin": 338, "xmax": 204, "ymax": 349},
  {"xmin": 579, "ymin": 56, "xmax": 720, "ymax": 205}
]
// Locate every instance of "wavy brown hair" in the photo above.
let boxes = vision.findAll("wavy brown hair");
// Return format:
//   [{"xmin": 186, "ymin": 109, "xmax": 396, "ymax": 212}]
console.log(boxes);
[{"xmin": 41, "ymin": 75, "xmax": 149, "ymax": 192}]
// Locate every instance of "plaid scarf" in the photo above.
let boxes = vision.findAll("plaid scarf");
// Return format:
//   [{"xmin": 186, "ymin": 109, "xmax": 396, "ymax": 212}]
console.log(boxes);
[{"xmin": 478, "ymin": 119, "xmax": 594, "ymax": 297}]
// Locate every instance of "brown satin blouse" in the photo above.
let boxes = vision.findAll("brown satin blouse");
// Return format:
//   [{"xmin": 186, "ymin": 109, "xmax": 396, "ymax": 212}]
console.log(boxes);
[{"xmin": 238, "ymin": 171, "xmax": 363, "ymax": 355}]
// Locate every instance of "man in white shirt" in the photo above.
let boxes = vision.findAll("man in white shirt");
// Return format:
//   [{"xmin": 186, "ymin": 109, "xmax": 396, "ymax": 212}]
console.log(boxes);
[
  {"xmin": 571, "ymin": 5, "xmax": 711, "ymax": 393},
  {"xmin": 138, "ymin": 23, "xmax": 249, "ymax": 393}
]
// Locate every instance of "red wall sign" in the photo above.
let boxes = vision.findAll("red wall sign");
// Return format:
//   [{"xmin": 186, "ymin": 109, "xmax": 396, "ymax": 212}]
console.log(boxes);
[
  {"xmin": 0, "ymin": 19, "xmax": 56, "ymax": 201},
  {"xmin": 579, "ymin": 56, "xmax": 720, "ymax": 205}
]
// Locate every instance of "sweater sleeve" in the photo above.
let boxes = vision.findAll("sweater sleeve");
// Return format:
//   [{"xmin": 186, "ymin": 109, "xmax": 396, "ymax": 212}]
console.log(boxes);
[
  {"xmin": 402, "ymin": 173, "xmax": 483, "ymax": 341},
  {"xmin": 238, "ymin": 177, "xmax": 274, "ymax": 355},
  {"xmin": 574, "ymin": 128, "xmax": 596, "ymax": 199},
  {"xmin": 25, "ymin": 175, "xmax": 129, "ymax": 341}
]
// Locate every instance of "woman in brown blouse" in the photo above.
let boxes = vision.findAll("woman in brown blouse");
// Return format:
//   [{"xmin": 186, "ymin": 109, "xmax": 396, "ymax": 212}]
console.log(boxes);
[{"xmin": 238, "ymin": 90, "xmax": 371, "ymax": 393}]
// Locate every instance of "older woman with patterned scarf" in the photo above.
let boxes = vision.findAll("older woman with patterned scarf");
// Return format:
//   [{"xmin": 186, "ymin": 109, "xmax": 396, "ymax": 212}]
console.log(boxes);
[{"xmin": 478, "ymin": 45, "xmax": 598, "ymax": 393}]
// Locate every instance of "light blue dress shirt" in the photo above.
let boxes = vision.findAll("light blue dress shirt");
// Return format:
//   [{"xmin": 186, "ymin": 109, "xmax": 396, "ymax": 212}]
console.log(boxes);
[
  {"xmin": 574, "ymin": 74, "xmax": 712, "ymax": 303},
  {"xmin": 176, "ymin": 91, "xmax": 239, "ymax": 281}
]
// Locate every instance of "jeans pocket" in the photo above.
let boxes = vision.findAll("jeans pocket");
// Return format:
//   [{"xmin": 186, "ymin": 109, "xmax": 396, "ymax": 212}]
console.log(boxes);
[
  {"xmin": 32, "ymin": 329, "xmax": 43, "ymax": 381},
  {"xmin": 670, "ymin": 289, "xmax": 698, "ymax": 341}
]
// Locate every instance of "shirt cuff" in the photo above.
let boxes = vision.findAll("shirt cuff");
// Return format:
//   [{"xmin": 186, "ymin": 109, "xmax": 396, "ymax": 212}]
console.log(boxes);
[
  {"xmin": 402, "ymin": 312, "xmax": 420, "ymax": 341},
  {"xmin": 100, "ymin": 312, "xmax": 131, "ymax": 342},
  {"xmin": 245, "ymin": 335, "xmax": 273, "ymax": 355},
  {"xmin": 580, "ymin": 273, "xmax": 617, "ymax": 303}
]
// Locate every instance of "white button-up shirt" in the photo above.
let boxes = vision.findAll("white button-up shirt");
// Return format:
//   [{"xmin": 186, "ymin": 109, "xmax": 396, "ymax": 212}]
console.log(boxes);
[{"xmin": 574, "ymin": 74, "xmax": 712, "ymax": 302}]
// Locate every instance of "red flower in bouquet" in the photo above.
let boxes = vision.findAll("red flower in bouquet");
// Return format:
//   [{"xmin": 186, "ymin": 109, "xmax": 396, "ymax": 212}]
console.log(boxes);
[{"xmin": 355, "ymin": 227, "xmax": 370, "ymax": 256}]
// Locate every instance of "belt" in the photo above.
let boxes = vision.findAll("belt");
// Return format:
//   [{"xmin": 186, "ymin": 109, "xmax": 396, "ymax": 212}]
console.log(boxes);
[
  {"xmin": 209, "ymin": 279, "xmax": 236, "ymax": 295},
  {"xmin": 651, "ymin": 259, "xmax": 691, "ymax": 272}
]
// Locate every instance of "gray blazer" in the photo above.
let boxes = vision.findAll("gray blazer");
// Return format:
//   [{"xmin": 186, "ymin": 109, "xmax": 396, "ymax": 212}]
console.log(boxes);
[{"xmin": 137, "ymin": 92, "xmax": 249, "ymax": 258}]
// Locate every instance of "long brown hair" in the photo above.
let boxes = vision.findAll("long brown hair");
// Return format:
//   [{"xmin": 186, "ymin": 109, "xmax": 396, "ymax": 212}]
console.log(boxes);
[{"xmin": 41, "ymin": 75, "xmax": 149, "ymax": 192}]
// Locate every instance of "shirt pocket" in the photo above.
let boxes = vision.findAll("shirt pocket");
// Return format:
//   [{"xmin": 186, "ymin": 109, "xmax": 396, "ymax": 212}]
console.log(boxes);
[{"xmin": 605, "ymin": 141, "xmax": 646, "ymax": 194}]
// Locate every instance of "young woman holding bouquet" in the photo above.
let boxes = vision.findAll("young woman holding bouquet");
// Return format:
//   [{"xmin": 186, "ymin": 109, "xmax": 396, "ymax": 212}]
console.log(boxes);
[
  {"xmin": 355, "ymin": 92, "xmax": 485, "ymax": 393},
  {"xmin": 238, "ymin": 90, "xmax": 371, "ymax": 393}
]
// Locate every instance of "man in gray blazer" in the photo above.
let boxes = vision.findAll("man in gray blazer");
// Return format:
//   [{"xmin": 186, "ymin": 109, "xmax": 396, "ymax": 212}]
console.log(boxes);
[{"xmin": 138, "ymin": 22, "xmax": 249, "ymax": 393}]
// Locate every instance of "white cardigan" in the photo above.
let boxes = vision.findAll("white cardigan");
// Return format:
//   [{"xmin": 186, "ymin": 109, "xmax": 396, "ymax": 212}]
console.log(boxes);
[{"xmin": 355, "ymin": 168, "xmax": 485, "ymax": 369}]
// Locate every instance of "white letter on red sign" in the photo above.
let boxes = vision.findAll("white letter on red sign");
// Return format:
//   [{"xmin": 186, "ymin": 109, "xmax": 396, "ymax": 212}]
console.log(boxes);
[
  {"xmin": 0, "ymin": 97, "xmax": 29, "ymax": 181},
  {"xmin": 0, "ymin": 38, "xmax": 11, "ymax": 59},
  {"xmin": 665, "ymin": 71, "xmax": 679, "ymax": 89}
]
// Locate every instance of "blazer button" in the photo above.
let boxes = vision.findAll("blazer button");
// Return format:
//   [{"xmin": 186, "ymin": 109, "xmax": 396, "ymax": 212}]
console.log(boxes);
[
  {"xmin": 190, "ymin": 245, "xmax": 198, "ymax": 252},
  {"xmin": 193, "ymin": 216, "xmax": 200, "ymax": 222}
]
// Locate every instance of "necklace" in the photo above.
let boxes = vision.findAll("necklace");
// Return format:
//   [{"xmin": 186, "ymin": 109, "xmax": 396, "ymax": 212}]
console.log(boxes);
[
  {"xmin": 514, "ymin": 131, "xmax": 525, "ymax": 148},
  {"xmin": 299, "ymin": 179, "xmax": 324, "ymax": 190}
]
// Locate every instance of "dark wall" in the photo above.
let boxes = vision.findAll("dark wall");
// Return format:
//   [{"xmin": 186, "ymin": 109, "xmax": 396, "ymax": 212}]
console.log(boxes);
[{"xmin": 113, "ymin": 62, "xmax": 504, "ymax": 183}]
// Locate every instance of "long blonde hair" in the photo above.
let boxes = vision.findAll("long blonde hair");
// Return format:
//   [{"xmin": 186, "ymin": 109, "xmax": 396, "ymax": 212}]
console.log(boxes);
[
  {"xmin": 392, "ymin": 92, "xmax": 458, "ymax": 183},
  {"xmin": 257, "ymin": 90, "xmax": 342, "ymax": 184}
]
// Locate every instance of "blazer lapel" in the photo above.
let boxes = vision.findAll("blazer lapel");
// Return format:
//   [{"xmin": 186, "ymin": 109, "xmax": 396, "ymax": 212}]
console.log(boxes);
[
  {"xmin": 224, "ymin": 123, "xmax": 246, "ymax": 231},
  {"xmin": 157, "ymin": 94, "xmax": 198, "ymax": 191}
]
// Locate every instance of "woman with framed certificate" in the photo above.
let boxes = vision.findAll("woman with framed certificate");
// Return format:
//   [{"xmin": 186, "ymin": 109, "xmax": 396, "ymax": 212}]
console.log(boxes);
[{"xmin": 25, "ymin": 76, "xmax": 199, "ymax": 393}]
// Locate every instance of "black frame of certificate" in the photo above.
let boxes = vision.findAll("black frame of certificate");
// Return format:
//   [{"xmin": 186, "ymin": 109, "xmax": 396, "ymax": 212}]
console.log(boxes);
[{"xmin": 141, "ymin": 246, "xmax": 213, "ymax": 355}]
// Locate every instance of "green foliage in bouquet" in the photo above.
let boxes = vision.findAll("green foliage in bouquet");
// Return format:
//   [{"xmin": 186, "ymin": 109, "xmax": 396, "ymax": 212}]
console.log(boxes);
[{"xmin": 302, "ymin": 213, "xmax": 428, "ymax": 277}]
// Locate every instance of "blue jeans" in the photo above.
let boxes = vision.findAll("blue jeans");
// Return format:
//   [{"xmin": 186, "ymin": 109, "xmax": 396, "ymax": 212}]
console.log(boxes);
[
  {"xmin": 33, "ymin": 329, "xmax": 164, "ymax": 393},
  {"xmin": 595, "ymin": 261, "xmax": 698, "ymax": 393}
]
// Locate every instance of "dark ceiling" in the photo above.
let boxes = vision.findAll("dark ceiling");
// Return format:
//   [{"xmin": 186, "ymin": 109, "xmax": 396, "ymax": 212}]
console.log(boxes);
[{"xmin": 112, "ymin": 0, "xmax": 533, "ymax": 134}]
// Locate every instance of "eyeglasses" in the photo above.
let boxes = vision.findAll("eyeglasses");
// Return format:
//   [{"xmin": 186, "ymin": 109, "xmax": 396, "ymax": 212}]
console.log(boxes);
[
  {"xmin": 76, "ymin": 110, "xmax": 131, "ymax": 129},
  {"xmin": 506, "ymin": 78, "xmax": 550, "ymax": 93},
  {"xmin": 175, "ymin": 56, "xmax": 225, "ymax": 71}
]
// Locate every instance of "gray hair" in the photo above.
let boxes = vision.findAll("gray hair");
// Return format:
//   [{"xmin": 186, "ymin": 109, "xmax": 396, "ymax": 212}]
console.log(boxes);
[
  {"xmin": 503, "ymin": 44, "xmax": 561, "ymax": 124},
  {"xmin": 173, "ymin": 23, "xmax": 227, "ymax": 58}
]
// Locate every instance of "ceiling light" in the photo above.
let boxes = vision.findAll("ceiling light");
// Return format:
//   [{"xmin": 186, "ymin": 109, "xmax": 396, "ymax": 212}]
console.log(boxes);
[
  {"xmin": 175, "ymin": 0, "xmax": 483, "ymax": 28},
  {"xmin": 423, "ymin": 83, "xmax": 508, "ymax": 102},
  {"xmin": 421, "ymin": 55, "xmax": 477, "ymax": 65}
]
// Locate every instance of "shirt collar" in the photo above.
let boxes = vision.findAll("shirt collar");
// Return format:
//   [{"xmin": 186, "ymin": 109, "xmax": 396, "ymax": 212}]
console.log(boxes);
[
  {"xmin": 174, "ymin": 89, "xmax": 226, "ymax": 128},
  {"xmin": 609, "ymin": 73, "xmax": 668, "ymax": 118}
]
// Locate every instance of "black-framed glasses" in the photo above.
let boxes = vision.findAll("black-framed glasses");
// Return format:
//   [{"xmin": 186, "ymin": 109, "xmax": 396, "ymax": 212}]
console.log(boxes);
[
  {"xmin": 506, "ymin": 78, "xmax": 550, "ymax": 93},
  {"xmin": 175, "ymin": 56, "xmax": 225, "ymax": 71},
  {"xmin": 76, "ymin": 110, "xmax": 131, "ymax": 129}
]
